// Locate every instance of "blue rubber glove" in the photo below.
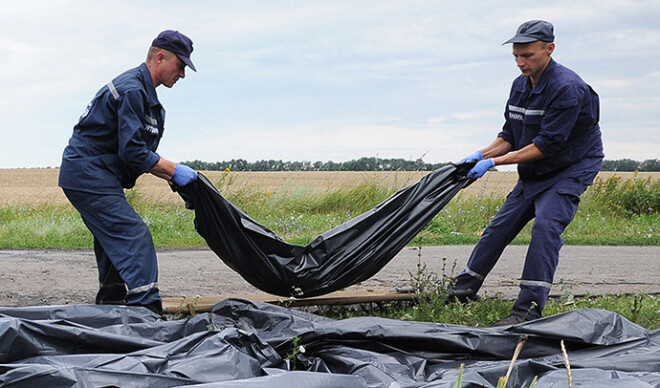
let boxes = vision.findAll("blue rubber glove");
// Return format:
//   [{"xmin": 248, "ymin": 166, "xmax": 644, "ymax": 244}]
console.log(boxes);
[
  {"xmin": 171, "ymin": 163, "xmax": 198, "ymax": 186},
  {"xmin": 467, "ymin": 158, "xmax": 494, "ymax": 179},
  {"xmin": 460, "ymin": 151, "xmax": 483, "ymax": 163}
]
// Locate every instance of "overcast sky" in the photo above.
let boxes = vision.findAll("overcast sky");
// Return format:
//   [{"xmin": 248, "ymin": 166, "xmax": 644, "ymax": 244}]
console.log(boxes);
[{"xmin": 2, "ymin": 1, "xmax": 658, "ymax": 169}]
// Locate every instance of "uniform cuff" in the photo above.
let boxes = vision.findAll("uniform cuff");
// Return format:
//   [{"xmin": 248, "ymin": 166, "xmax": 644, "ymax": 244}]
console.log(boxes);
[{"xmin": 140, "ymin": 152, "xmax": 161, "ymax": 173}]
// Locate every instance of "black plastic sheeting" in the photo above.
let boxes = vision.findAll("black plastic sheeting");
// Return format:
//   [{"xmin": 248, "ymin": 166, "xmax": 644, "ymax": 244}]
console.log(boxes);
[
  {"xmin": 173, "ymin": 164, "xmax": 473, "ymax": 297},
  {"xmin": 0, "ymin": 301, "xmax": 658, "ymax": 387}
]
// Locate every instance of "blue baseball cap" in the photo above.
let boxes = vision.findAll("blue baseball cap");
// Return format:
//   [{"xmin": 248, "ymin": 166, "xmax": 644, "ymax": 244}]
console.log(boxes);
[
  {"xmin": 503, "ymin": 20, "xmax": 555, "ymax": 45},
  {"xmin": 152, "ymin": 30, "xmax": 196, "ymax": 72}
]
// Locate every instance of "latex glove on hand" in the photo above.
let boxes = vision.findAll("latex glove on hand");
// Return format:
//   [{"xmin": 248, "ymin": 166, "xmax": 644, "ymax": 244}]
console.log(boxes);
[
  {"xmin": 460, "ymin": 151, "xmax": 483, "ymax": 164},
  {"xmin": 171, "ymin": 163, "xmax": 198, "ymax": 186},
  {"xmin": 467, "ymin": 159, "xmax": 494, "ymax": 179}
]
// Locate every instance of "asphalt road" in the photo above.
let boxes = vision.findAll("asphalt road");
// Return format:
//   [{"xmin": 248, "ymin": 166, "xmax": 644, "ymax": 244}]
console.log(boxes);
[{"xmin": 0, "ymin": 245, "xmax": 658, "ymax": 307}]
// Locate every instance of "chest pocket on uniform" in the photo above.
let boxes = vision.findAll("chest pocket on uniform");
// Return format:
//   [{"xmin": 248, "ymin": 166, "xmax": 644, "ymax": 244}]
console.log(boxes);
[
  {"xmin": 523, "ymin": 110, "xmax": 543, "ymax": 126},
  {"xmin": 522, "ymin": 109, "xmax": 544, "ymax": 142}
]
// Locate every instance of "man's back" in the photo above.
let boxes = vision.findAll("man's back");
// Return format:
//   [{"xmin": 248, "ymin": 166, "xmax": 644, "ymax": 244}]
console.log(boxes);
[{"xmin": 59, "ymin": 64, "xmax": 163, "ymax": 193}]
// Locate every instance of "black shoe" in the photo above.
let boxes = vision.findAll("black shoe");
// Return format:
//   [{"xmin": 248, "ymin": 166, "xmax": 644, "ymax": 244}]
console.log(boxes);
[
  {"xmin": 141, "ymin": 300, "xmax": 164, "ymax": 316},
  {"xmin": 492, "ymin": 312, "xmax": 529, "ymax": 327},
  {"xmin": 447, "ymin": 288, "xmax": 480, "ymax": 303}
]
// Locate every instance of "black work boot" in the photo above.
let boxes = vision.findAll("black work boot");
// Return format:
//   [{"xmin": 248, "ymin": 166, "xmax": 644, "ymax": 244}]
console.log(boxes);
[
  {"xmin": 142, "ymin": 300, "xmax": 164, "ymax": 316},
  {"xmin": 95, "ymin": 286, "xmax": 127, "ymax": 306},
  {"xmin": 492, "ymin": 311, "xmax": 531, "ymax": 327},
  {"xmin": 446, "ymin": 288, "xmax": 480, "ymax": 303}
]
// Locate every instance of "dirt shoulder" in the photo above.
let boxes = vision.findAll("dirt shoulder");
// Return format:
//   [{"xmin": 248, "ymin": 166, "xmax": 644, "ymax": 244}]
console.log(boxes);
[{"xmin": 1, "ymin": 245, "xmax": 658, "ymax": 307}]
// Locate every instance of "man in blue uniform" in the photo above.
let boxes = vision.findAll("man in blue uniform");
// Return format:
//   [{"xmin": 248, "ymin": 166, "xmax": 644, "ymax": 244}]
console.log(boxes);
[
  {"xmin": 59, "ymin": 30, "xmax": 199, "ymax": 314},
  {"xmin": 454, "ymin": 20, "xmax": 604, "ymax": 325}
]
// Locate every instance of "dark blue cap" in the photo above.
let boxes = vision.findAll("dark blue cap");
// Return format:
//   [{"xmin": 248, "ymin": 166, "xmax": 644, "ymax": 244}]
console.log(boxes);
[
  {"xmin": 503, "ymin": 20, "xmax": 554, "ymax": 45},
  {"xmin": 152, "ymin": 30, "xmax": 196, "ymax": 72}
]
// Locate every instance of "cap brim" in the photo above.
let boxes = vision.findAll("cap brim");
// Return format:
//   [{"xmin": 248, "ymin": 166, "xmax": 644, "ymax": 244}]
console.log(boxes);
[
  {"xmin": 178, "ymin": 55, "xmax": 197, "ymax": 72},
  {"xmin": 502, "ymin": 36, "xmax": 538, "ymax": 45}
]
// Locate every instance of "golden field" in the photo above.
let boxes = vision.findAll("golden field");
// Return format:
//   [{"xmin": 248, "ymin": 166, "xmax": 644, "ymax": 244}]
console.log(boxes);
[{"xmin": 0, "ymin": 168, "xmax": 657, "ymax": 206}]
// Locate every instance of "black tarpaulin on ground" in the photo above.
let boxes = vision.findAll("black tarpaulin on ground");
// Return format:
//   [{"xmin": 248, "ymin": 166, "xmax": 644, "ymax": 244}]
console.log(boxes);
[
  {"xmin": 173, "ymin": 164, "xmax": 473, "ymax": 298},
  {"xmin": 0, "ymin": 301, "xmax": 658, "ymax": 387}
]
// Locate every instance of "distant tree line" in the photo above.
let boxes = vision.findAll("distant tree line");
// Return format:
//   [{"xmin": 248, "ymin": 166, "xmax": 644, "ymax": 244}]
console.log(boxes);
[
  {"xmin": 182, "ymin": 157, "xmax": 449, "ymax": 172},
  {"xmin": 601, "ymin": 159, "xmax": 660, "ymax": 172},
  {"xmin": 182, "ymin": 157, "xmax": 660, "ymax": 172}
]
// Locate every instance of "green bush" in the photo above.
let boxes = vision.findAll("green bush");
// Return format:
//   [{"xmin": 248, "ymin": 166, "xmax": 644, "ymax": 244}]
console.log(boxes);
[{"xmin": 585, "ymin": 174, "xmax": 659, "ymax": 215}]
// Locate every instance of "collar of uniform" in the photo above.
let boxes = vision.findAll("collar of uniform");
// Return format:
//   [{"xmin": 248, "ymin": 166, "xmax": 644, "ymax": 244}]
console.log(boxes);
[
  {"xmin": 530, "ymin": 58, "xmax": 556, "ymax": 95},
  {"xmin": 138, "ymin": 63, "xmax": 161, "ymax": 108},
  {"xmin": 514, "ymin": 58, "xmax": 556, "ymax": 95}
]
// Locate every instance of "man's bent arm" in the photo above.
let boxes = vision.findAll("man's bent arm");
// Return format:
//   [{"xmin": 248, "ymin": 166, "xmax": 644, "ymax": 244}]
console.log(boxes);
[
  {"xmin": 149, "ymin": 158, "xmax": 177, "ymax": 180},
  {"xmin": 493, "ymin": 142, "xmax": 545, "ymax": 166},
  {"xmin": 480, "ymin": 137, "xmax": 513, "ymax": 160}
]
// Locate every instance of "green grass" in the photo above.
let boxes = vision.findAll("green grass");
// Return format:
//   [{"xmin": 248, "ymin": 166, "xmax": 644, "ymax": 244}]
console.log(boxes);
[
  {"xmin": 0, "ymin": 173, "xmax": 658, "ymax": 249},
  {"xmin": 332, "ymin": 293, "xmax": 660, "ymax": 330},
  {"xmin": 314, "ymin": 257, "xmax": 660, "ymax": 329},
  {"xmin": 0, "ymin": 205, "xmax": 92, "ymax": 249}
]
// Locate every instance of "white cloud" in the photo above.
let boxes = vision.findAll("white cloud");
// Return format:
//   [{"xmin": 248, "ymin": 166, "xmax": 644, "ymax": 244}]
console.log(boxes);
[
  {"xmin": 0, "ymin": 0, "xmax": 658, "ymax": 169},
  {"xmin": 451, "ymin": 109, "xmax": 499, "ymax": 121},
  {"xmin": 602, "ymin": 142, "xmax": 659, "ymax": 161}
]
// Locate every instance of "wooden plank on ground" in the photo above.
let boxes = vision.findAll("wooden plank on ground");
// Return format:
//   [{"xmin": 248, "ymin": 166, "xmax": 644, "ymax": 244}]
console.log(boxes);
[{"xmin": 162, "ymin": 288, "xmax": 417, "ymax": 314}]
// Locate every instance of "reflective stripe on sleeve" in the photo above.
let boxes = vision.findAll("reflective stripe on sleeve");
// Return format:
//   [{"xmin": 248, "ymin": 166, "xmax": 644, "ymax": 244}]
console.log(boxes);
[{"xmin": 107, "ymin": 81, "xmax": 120, "ymax": 99}]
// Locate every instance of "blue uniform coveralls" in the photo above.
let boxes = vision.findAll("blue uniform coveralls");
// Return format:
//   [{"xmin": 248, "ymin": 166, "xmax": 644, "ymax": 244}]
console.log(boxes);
[
  {"xmin": 59, "ymin": 63, "xmax": 164, "ymax": 310},
  {"xmin": 454, "ymin": 59, "xmax": 603, "ymax": 319}
]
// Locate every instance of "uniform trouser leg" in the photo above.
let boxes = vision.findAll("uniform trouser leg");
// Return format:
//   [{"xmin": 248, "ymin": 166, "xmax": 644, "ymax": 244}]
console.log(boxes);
[
  {"xmin": 92, "ymin": 237, "xmax": 127, "ymax": 304},
  {"xmin": 63, "ymin": 189, "xmax": 161, "ymax": 309},
  {"xmin": 453, "ymin": 184, "xmax": 535, "ymax": 293},
  {"xmin": 512, "ymin": 179, "xmax": 583, "ymax": 319}
]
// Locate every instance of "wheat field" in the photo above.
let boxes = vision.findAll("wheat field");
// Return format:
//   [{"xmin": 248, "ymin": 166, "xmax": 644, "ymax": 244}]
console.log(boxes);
[{"xmin": 0, "ymin": 168, "xmax": 656, "ymax": 206}]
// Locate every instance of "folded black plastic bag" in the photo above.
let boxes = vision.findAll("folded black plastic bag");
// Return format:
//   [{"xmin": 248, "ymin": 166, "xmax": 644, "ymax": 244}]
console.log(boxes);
[
  {"xmin": 173, "ymin": 163, "xmax": 473, "ymax": 297},
  {"xmin": 1, "ymin": 302, "xmax": 658, "ymax": 387}
]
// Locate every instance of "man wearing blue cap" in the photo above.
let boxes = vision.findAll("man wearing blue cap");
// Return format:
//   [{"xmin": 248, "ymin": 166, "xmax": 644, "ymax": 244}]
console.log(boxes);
[
  {"xmin": 59, "ymin": 30, "xmax": 199, "ymax": 314},
  {"xmin": 452, "ymin": 20, "xmax": 604, "ymax": 325}
]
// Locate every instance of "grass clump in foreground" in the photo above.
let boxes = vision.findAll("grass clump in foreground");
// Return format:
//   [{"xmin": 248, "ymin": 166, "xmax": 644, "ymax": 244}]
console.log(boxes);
[{"xmin": 0, "ymin": 170, "xmax": 658, "ymax": 249}]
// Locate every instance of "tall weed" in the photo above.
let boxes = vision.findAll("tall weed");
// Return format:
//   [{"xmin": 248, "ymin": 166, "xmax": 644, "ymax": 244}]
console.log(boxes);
[{"xmin": 584, "ymin": 174, "xmax": 659, "ymax": 215}]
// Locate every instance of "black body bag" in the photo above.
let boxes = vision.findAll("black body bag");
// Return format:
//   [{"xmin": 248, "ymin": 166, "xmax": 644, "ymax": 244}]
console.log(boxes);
[{"xmin": 173, "ymin": 163, "xmax": 473, "ymax": 297}]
